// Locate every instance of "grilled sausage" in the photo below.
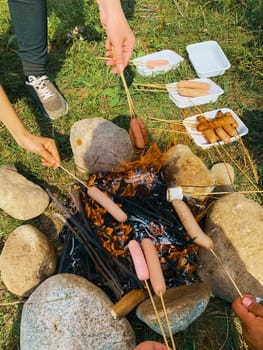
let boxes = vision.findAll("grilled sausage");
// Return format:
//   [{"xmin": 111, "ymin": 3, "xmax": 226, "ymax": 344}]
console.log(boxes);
[
  {"xmin": 87, "ymin": 186, "xmax": 127, "ymax": 222},
  {"xmin": 128, "ymin": 240, "xmax": 149, "ymax": 281},
  {"xmin": 171, "ymin": 199, "xmax": 214, "ymax": 250},
  {"xmin": 141, "ymin": 238, "xmax": 166, "ymax": 296},
  {"xmin": 129, "ymin": 118, "xmax": 146, "ymax": 149}
]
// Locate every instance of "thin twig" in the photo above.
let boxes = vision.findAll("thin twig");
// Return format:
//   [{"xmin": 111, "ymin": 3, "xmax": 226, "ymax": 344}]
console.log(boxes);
[
  {"xmin": 148, "ymin": 116, "xmax": 184, "ymax": 125},
  {"xmin": 145, "ymin": 280, "xmax": 170, "ymax": 350},
  {"xmin": 0, "ymin": 300, "xmax": 24, "ymax": 306},
  {"xmin": 237, "ymin": 136, "xmax": 259, "ymax": 183},
  {"xmin": 215, "ymin": 146, "xmax": 259, "ymax": 191},
  {"xmin": 172, "ymin": 0, "xmax": 185, "ymax": 17},
  {"xmin": 148, "ymin": 127, "xmax": 188, "ymax": 134}
]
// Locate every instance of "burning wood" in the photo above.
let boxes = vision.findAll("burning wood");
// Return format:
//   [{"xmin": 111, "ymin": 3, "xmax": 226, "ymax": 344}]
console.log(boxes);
[{"xmin": 50, "ymin": 145, "xmax": 201, "ymax": 302}]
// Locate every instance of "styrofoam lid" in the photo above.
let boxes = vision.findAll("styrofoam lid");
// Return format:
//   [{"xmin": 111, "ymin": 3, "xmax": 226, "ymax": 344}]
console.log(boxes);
[{"xmin": 186, "ymin": 40, "xmax": 230, "ymax": 75}]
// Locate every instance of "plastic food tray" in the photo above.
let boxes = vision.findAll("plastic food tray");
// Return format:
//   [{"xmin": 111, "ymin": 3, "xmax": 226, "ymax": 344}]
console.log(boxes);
[
  {"xmin": 166, "ymin": 78, "xmax": 224, "ymax": 108},
  {"xmin": 186, "ymin": 41, "xmax": 231, "ymax": 78},
  {"xmin": 133, "ymin": 50, "xmax": 184, "ymax": 77},
  {"xmin": 183, "ymin": 108, "xmax": 249, "ymax": 149}
]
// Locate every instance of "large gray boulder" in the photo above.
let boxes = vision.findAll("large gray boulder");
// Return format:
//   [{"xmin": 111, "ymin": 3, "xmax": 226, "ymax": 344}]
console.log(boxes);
[
  {"xmin": 198, "ymin": 193, "xmax": 263, "ymax": 301},
  {"xmin": 70, "ymin": 118, "xmax": 135, "ymax": 173},
  {"xmin": 20, "ymin": 273, "xmax": 136, "ymax": 350},
  {"xmin": 136, "ymin": 283, "xmax": 212, "ymax": 335},
  {"xmin": 0, "ymin": 224, "xmax": 57, "ymax": 297},
  {"xmin": 0, "ymin": 165, "xmax": 49, "ymax": 220}
]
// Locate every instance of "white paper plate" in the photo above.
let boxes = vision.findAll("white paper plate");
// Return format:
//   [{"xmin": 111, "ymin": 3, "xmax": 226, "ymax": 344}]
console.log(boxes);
[
  {"xmin": 186, "ymin": 41, "xmax": 231, "ymax": 78},
  {"xmin": 166, "ymin": 78, "xmax": 224, "ymax": 108},
  {"xmin": 133, "ymin": 50, "xmax": 184, "ymax": 77},
  {"xmin": 183, "ymin": 108, "xmax": 248, "ymax": 149}
]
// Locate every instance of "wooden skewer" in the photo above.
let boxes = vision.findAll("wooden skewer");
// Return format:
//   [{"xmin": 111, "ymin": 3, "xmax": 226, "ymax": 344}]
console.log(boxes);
[
  {"xmin": 144, "ymin": 280, "xmax": 171, "ymax": 350},
  {"xmin": 148, "ymin": 116, "xmax": 185, "ymax": 125},
  {"xmin": 209, "ymin": 248, "xmax": 243, "ymax": 297},
  {"xmin": 160, "ymin": 292, "xmax": 176, "ymax": 350},
  {"xmin": 119, "ymin": 70, "xmax": 137, "ymax": 119},
  {"xmin": 133, "ymin": 83, "xmax": 166, "ymax": 90},
  {"xmin": 134, "ymin": 82, "xmax": 209, "ymax": 98},
  {"xmin": 182, "ymin": 190, "xmax": 263, "ymax": 196},
  {"xmin": 59, "ymin": 164, "xmax": 90, "ymax": 190},
  {"xmin": 110, "ymin": 46, "xmax": 137, "ymax": 119},
  {"xmin": 59, "ymin": 164, "xmax": 90, "ymax": 189},
  {"xmin": 148, "ymin": 127, "xmax": 188, "ymax": 134}
]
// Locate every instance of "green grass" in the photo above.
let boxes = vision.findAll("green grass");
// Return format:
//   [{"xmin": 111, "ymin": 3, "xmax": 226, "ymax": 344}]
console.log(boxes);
[{"xmin": 0, "ymin": 0, "xmax": 262, "ymax": 348}]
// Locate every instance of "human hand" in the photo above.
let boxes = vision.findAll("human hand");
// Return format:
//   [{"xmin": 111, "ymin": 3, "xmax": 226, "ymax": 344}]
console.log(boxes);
[
  {"xmin": 18, "ymin": 133, "xmax": 61, "ymax": 169},
  {"xmin": 97, "ymin": 0, "xmax": 135, "ymax": 73},
  {"xmin": 133, "ymin": 341, "xmax": 171, "ymax": 350},
  {"xmin": 232, "ymin": 295, "xmax": 263, "ymax": 350}
]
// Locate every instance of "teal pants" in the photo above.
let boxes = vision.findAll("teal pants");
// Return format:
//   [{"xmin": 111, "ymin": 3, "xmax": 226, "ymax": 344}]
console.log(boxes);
[{"xmin": 8, "ymin": 0, "xmax": 48, "ymax": 76}]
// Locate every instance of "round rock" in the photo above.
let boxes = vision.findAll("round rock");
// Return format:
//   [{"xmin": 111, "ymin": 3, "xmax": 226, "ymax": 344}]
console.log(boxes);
[
  {"xmin": 20, "ymin": 273, "xmax": 136, "ymax": 350},
  {"xmin": 0, "ymin": 165, "xmax": 49, "ymax": 220},
  {"xmin": 70, "ymin": 118, "xmax": 135, "ymax": 173},
  {"xmin": 198, "ymin": 193, "xmax": 263, "ymax": 301},
  {"xmin": 0, "ymin": 224, "xmax": 57, "ymax": 297},
  {"xmin": 136, "ymin": 283, "xmax": 212, "ymax": 335}
]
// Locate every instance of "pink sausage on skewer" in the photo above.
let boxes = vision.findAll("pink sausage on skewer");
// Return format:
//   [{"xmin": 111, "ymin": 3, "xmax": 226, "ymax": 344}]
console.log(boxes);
[
  {"xmin": 171, "ymin": 199, "xmax": 214, "ymax": 250},
  {"xmin": 141, "ymin": 238, "xmax": 166, "ymax": 296},
  {"xmin": 128, "ymin": 240, "xmax": 150, "ymax": 281},
  {"xmin": 87, "ymin": 186, "xmax": 128, "ymax": 223}
]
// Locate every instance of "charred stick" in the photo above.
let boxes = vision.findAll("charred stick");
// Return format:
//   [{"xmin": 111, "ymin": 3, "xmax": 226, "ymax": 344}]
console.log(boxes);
[
  {"xmin": 55, "ymin": 213, "xmax": 123, "ymax": 299},
  {"xmin": 89, "ymin": 222, "xmax": 142, "ymax": 284},
  {"xmin": 56, "ymin": 229, "xmax": 71, "ymax": 273},
  {"xmin": 47, "ymin": 190, "xmax": 124, "ymax": 296},
  {"xmin": 113, "ymin": 195, "xmax": 173, "ymax": 226},
  {"xmin": 69, "ymin": 189, "xmax": 99, "ymax": 242},
  {"xmin": 61, "ymin": 189, "xmax": 139, "ymax": 283},
  {"xmin": 48, "ymin": 190, "xmax": 139, "ymax": 294}
]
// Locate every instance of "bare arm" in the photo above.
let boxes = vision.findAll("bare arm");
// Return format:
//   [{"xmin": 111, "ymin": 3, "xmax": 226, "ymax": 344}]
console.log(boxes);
[
  {"xmin": 96, "ymin": 0, "xmax": 135, "ymax": 73},
  {"xmin": 0, "ymin": 85, "xmax": 60, "ymax": 168}
]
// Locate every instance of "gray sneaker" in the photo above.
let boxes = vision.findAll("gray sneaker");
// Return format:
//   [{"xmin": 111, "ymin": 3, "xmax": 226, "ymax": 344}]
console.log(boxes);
[{"xmin": 26, "ymin": 75, "xmax": 68, "ymax": 119}]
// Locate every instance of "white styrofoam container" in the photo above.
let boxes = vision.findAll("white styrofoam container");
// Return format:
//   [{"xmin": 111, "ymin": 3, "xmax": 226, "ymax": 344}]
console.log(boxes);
[
  {"xmin": 183, "ymin": 108, "xmax": 248, "ymax": 149},
  {"xmin": 186, "ymin": 41, "xmax": 231, "ymax": 78},
  {"xmin": 166, "ymin": 78, "xmax": 224, "ymax": 108},
  {"xmin": 133, "ymin": 50, "xmax": 184, "ymax": 77}
]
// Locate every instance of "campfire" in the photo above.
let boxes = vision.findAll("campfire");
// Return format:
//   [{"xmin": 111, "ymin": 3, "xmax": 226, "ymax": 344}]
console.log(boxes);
[{"xmin": 50, "ymin": 145, "xmax": 200, "ymax": 302}]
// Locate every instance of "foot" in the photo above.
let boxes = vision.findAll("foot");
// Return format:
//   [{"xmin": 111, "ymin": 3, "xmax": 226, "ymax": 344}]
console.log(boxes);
[{"xmin": 26, "ymin": 75, "xmax": 68, "ymax": 119}]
